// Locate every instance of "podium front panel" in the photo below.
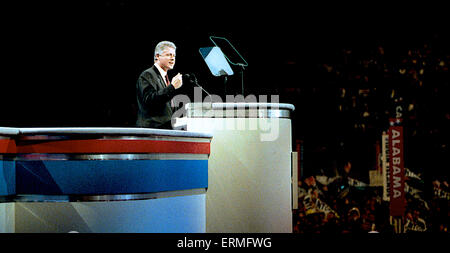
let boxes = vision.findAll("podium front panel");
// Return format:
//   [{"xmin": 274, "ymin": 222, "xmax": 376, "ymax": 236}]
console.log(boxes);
[{"xmin": 0, "ymin": 127, "xmax": 211, "ymax": 233}]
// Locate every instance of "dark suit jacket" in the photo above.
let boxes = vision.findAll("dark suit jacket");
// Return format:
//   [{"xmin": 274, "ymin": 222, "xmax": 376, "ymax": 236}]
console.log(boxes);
[{"xmin": 136, "ymin": 65, "xmax": 177, "ymax": 129}]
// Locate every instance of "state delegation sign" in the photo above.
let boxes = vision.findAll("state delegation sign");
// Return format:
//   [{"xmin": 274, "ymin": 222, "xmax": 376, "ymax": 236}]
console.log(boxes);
[{"xmin": 388, "ymin": 125, "xmax": 406, "ymax": 217}]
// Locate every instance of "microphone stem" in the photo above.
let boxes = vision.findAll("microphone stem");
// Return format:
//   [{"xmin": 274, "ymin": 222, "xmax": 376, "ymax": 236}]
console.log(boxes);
[
  {"xmin": 186, "ymin": 73, "xmax": 212, "ymax": 103},
  {"xmin": 194, "ymin": 83, "xmax": 212, "ymax": 103},
  {"xmin": 196, "ymin": 83, "xmax": 211, "ymax": 97}
]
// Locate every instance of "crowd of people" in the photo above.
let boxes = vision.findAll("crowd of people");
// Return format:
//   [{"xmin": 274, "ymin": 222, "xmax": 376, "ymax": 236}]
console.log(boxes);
[
  {"xmin": 283, "ymin": 32, "xmax": 449, "ymax": 234},
  {"xmin": 293, "ymin": 173, "xmax": 450, "ymax": 234},
  {"xmin": 282, "ymin": 34, "xmax": 449, "ymax": 186}
]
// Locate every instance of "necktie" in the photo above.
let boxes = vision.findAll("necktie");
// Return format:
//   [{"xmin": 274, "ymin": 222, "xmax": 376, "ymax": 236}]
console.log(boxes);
[
  {"xmin": 165, "ymin": 74, "xmax": 174, "ymax": 107},
  {"xmin": 165, "ymin": 74, "xmax": 170, "ymax": 86}
]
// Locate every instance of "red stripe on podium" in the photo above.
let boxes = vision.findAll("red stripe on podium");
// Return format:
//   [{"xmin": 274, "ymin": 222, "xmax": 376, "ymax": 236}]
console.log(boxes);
[
  {"xmin": 0, "ymin": 139, "xmax": 17, "ymax": 153},
  {"xmin": 0, "ymin": 139, "xmax": 210, "ymax": 154}
]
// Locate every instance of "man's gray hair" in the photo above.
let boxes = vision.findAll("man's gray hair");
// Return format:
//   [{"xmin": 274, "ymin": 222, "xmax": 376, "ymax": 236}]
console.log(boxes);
[{"xmin": 154, "ymin": 41, "xmax": 176, "ymax": 61}]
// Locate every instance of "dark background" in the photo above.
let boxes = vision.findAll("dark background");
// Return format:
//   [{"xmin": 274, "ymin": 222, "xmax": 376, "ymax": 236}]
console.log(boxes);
[{"xmin": 1, "ymin": 1, "xmax": 448, "ymax": 182}]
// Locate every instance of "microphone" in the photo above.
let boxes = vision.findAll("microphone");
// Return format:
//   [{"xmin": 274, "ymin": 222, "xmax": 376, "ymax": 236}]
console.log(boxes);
[{"xmin": 184, "ymin": 73, "xmax": 212, "ymax": 99}]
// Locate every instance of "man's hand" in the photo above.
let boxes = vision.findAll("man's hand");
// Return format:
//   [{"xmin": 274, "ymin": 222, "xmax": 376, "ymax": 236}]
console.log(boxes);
[{"xmin": 171, "ymin": 73, "xmax": 183, "ymax": 89}]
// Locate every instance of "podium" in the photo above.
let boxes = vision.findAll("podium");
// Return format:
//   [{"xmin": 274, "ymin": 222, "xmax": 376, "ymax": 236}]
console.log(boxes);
[
  {"xmin": 180, "ymin": 103, "xmax": 295, "ymax": 232},
  {"xmin": 0, "ymin": 127, "xmax": 211, "ymax": 233}
]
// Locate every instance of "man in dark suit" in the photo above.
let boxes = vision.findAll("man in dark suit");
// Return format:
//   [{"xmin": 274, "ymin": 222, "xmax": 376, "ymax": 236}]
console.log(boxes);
[{"xmin": 136, "ymin": 41, "xmax": 183, "ymax": 129}]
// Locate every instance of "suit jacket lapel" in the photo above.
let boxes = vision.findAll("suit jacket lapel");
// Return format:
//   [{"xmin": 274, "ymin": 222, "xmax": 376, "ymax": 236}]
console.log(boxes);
[
  {"xmin": 151, "ymin": 65, "xmax": 168, "ymax": 90},
  {"xmin": 150, "ymin": 65, "xmax": 173, "ymax": 111}
]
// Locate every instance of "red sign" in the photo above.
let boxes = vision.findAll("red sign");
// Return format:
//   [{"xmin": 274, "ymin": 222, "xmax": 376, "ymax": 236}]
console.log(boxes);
[{"xmin": 388, "ymin": 126, "xmax": 406, "ymax": 216}]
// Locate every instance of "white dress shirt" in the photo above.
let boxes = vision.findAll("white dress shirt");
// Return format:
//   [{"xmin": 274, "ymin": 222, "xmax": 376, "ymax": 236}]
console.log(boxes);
[{"xmin": 154, "ymin": 63, "xmax": 169, "ymax": 86}]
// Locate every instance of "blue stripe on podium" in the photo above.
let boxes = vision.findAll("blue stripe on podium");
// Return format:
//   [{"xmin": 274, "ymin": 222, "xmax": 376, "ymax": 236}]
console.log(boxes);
[
  {"xmin": 15, "ymin": 160, "xmax": 208, "ymax": 195},
  {"xmin": 0, "ymin": 161, "xmax": 15, "ymax": 196}
]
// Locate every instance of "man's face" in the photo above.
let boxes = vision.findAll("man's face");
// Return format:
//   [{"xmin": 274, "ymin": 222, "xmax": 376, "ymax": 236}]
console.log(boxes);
[{"xmin": 156, "ymin": 47, "xmax": 176, "ymax": 71}]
